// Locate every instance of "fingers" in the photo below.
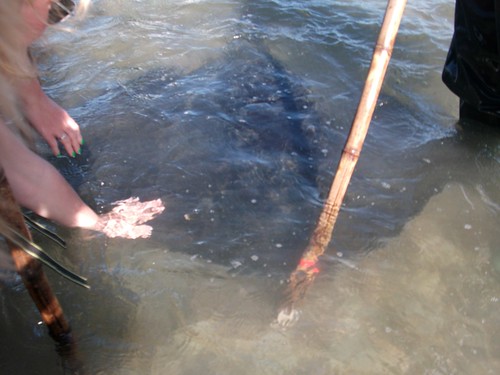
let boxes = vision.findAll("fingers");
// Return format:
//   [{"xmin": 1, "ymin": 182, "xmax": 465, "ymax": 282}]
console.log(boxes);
[
  {"xmin": 47, "ymin": 134, "xmax": 61, "ymax": 157},
  {"xmin": 43, "ymin": 104, "xmax": 83, "ymax": 157},
  {"xmin": 99, "ymin": 217, "xmax": 153, "ymax": 239},
  {"xmin": 98, "ymin": 198, "xmax": 165, "ymax": 239},
  {"xmin": 128, "ymin": 225, "xmax": 153, "ymax": 239},
  {"xmin": 24, "ymin": 95, "xmax": 84, "ymax": 157},
  {"xmin": 136, "ymin": 199, "xmax": 165, "ymax": 224},
  {"xmin": 109, "ymin": 198, "xmax": 165, "ymax": 225},
  {"xmin": 55, "ymin": 114, "xmax": 83, "ymax": 157},
  {"xmin": 57, "ymin": 127, "xmax": 83, "ymax": 158}
]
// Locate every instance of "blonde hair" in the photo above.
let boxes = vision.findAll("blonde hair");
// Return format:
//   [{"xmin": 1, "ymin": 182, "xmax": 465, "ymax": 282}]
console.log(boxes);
[
  {"xmin": 0, "ymin": 1, "xmax": 91, "ymax": 129},
  {"xmin": 1, "ymin": 1, "xmax": 91, "ymax": 253},
  {"xmin": 0, "ymin": 1, "xmax": 33, "ymax": 141},
  {"xmin": 0, "ymin": 0, "xmax": 91, "ymax": 170}
]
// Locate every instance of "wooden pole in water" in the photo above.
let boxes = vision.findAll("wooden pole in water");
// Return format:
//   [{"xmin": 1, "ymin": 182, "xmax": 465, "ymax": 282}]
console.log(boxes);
[
  {"xmin": 278, "ymin": 0, "xmax": 407, "ymax": 324},
  {"xmin": 0, "ymin": 177, "xmax": 77, "ymax": 349}
]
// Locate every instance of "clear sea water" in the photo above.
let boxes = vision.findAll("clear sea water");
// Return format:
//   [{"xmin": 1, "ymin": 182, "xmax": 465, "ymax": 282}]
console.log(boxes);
[{"xmin": 1, "ymin": 0, "xmax": 499, "ymax": 374}]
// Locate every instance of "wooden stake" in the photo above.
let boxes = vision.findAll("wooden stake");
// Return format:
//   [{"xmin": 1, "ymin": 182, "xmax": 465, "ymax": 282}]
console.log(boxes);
[
  {"xmin": 0, "ymin": 177, "xmax": 79, "ymax": 360},
  {"xmin": 278, "ymin": 0, "xmax": 407, "ymax": 325}
]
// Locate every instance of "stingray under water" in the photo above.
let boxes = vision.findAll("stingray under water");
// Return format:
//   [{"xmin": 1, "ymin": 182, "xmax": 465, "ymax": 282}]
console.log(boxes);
[
  {"xmin": 58, "ymin": 40, "xmax": 327, "ymax": 275},
  {"xmin": 47, "ymin": 37, "xmax": 498, "ymax": 280}
]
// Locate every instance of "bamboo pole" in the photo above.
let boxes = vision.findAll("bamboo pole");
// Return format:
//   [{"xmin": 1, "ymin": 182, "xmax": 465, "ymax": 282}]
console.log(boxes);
[
  {"xmin": 277, "ymin": 0, "xmax": 407, "ymax": 325},
  {"xmin": 0, "ymin": 177, "xmax": 79, "ymax": 357}
]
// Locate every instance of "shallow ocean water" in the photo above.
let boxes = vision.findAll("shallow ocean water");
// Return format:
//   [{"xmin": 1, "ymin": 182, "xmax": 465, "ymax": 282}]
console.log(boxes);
[{"xmin": 1, "ymin": 0, "xmax": 499, "ymax": 374}]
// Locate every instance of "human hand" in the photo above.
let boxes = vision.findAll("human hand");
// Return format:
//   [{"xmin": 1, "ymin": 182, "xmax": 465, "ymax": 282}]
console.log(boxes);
[
  {"xmin": 96, "ymin": 197, "xmax": 165, "ymax": 239},
  {"xmin": 28, "ymin": 96, "xmax": 83, "ymax": 157},
  {"xmin": 13, "ymin": 51, "xmax": 83, "ymax": 157}
]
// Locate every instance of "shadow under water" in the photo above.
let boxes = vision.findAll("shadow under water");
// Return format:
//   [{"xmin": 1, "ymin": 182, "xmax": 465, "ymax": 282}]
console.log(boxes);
[
  {"xmin": 73, "ymin": 39, "xmax": 327, "ymax": 276},
  {"xmin": 50, "ymin": 36, "xmax": 499, "ymax": 278}
]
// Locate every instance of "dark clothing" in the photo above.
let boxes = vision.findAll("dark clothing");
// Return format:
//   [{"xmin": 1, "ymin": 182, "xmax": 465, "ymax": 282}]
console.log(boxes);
[{"xmin": 442, "ymin": 0, "xmax": 500, "ymax": 125}]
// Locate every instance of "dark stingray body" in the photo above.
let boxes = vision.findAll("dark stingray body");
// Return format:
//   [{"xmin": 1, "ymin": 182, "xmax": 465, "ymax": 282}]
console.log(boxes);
[{"xmin": 73, "ymin": 41, "xmax": 325, "ymax": 274}]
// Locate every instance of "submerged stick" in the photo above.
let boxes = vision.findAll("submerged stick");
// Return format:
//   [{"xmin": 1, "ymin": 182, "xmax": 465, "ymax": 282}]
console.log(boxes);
[
  {"xmin": 2, "ymin": 223, "xmax": 89, "ymax": 289},
  {"xmin": 0, "ymin": 177, "xmax": 81, "ymax": 368},
  {"xmin": 277, "ymin": 0, "xmax": 407, "ymax": 326}
]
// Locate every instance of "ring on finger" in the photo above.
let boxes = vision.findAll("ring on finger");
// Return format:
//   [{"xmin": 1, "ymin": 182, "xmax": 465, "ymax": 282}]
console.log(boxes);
[{"xmin": 59, "ymin": 133, "xmax": 68, "ymax": 141}]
